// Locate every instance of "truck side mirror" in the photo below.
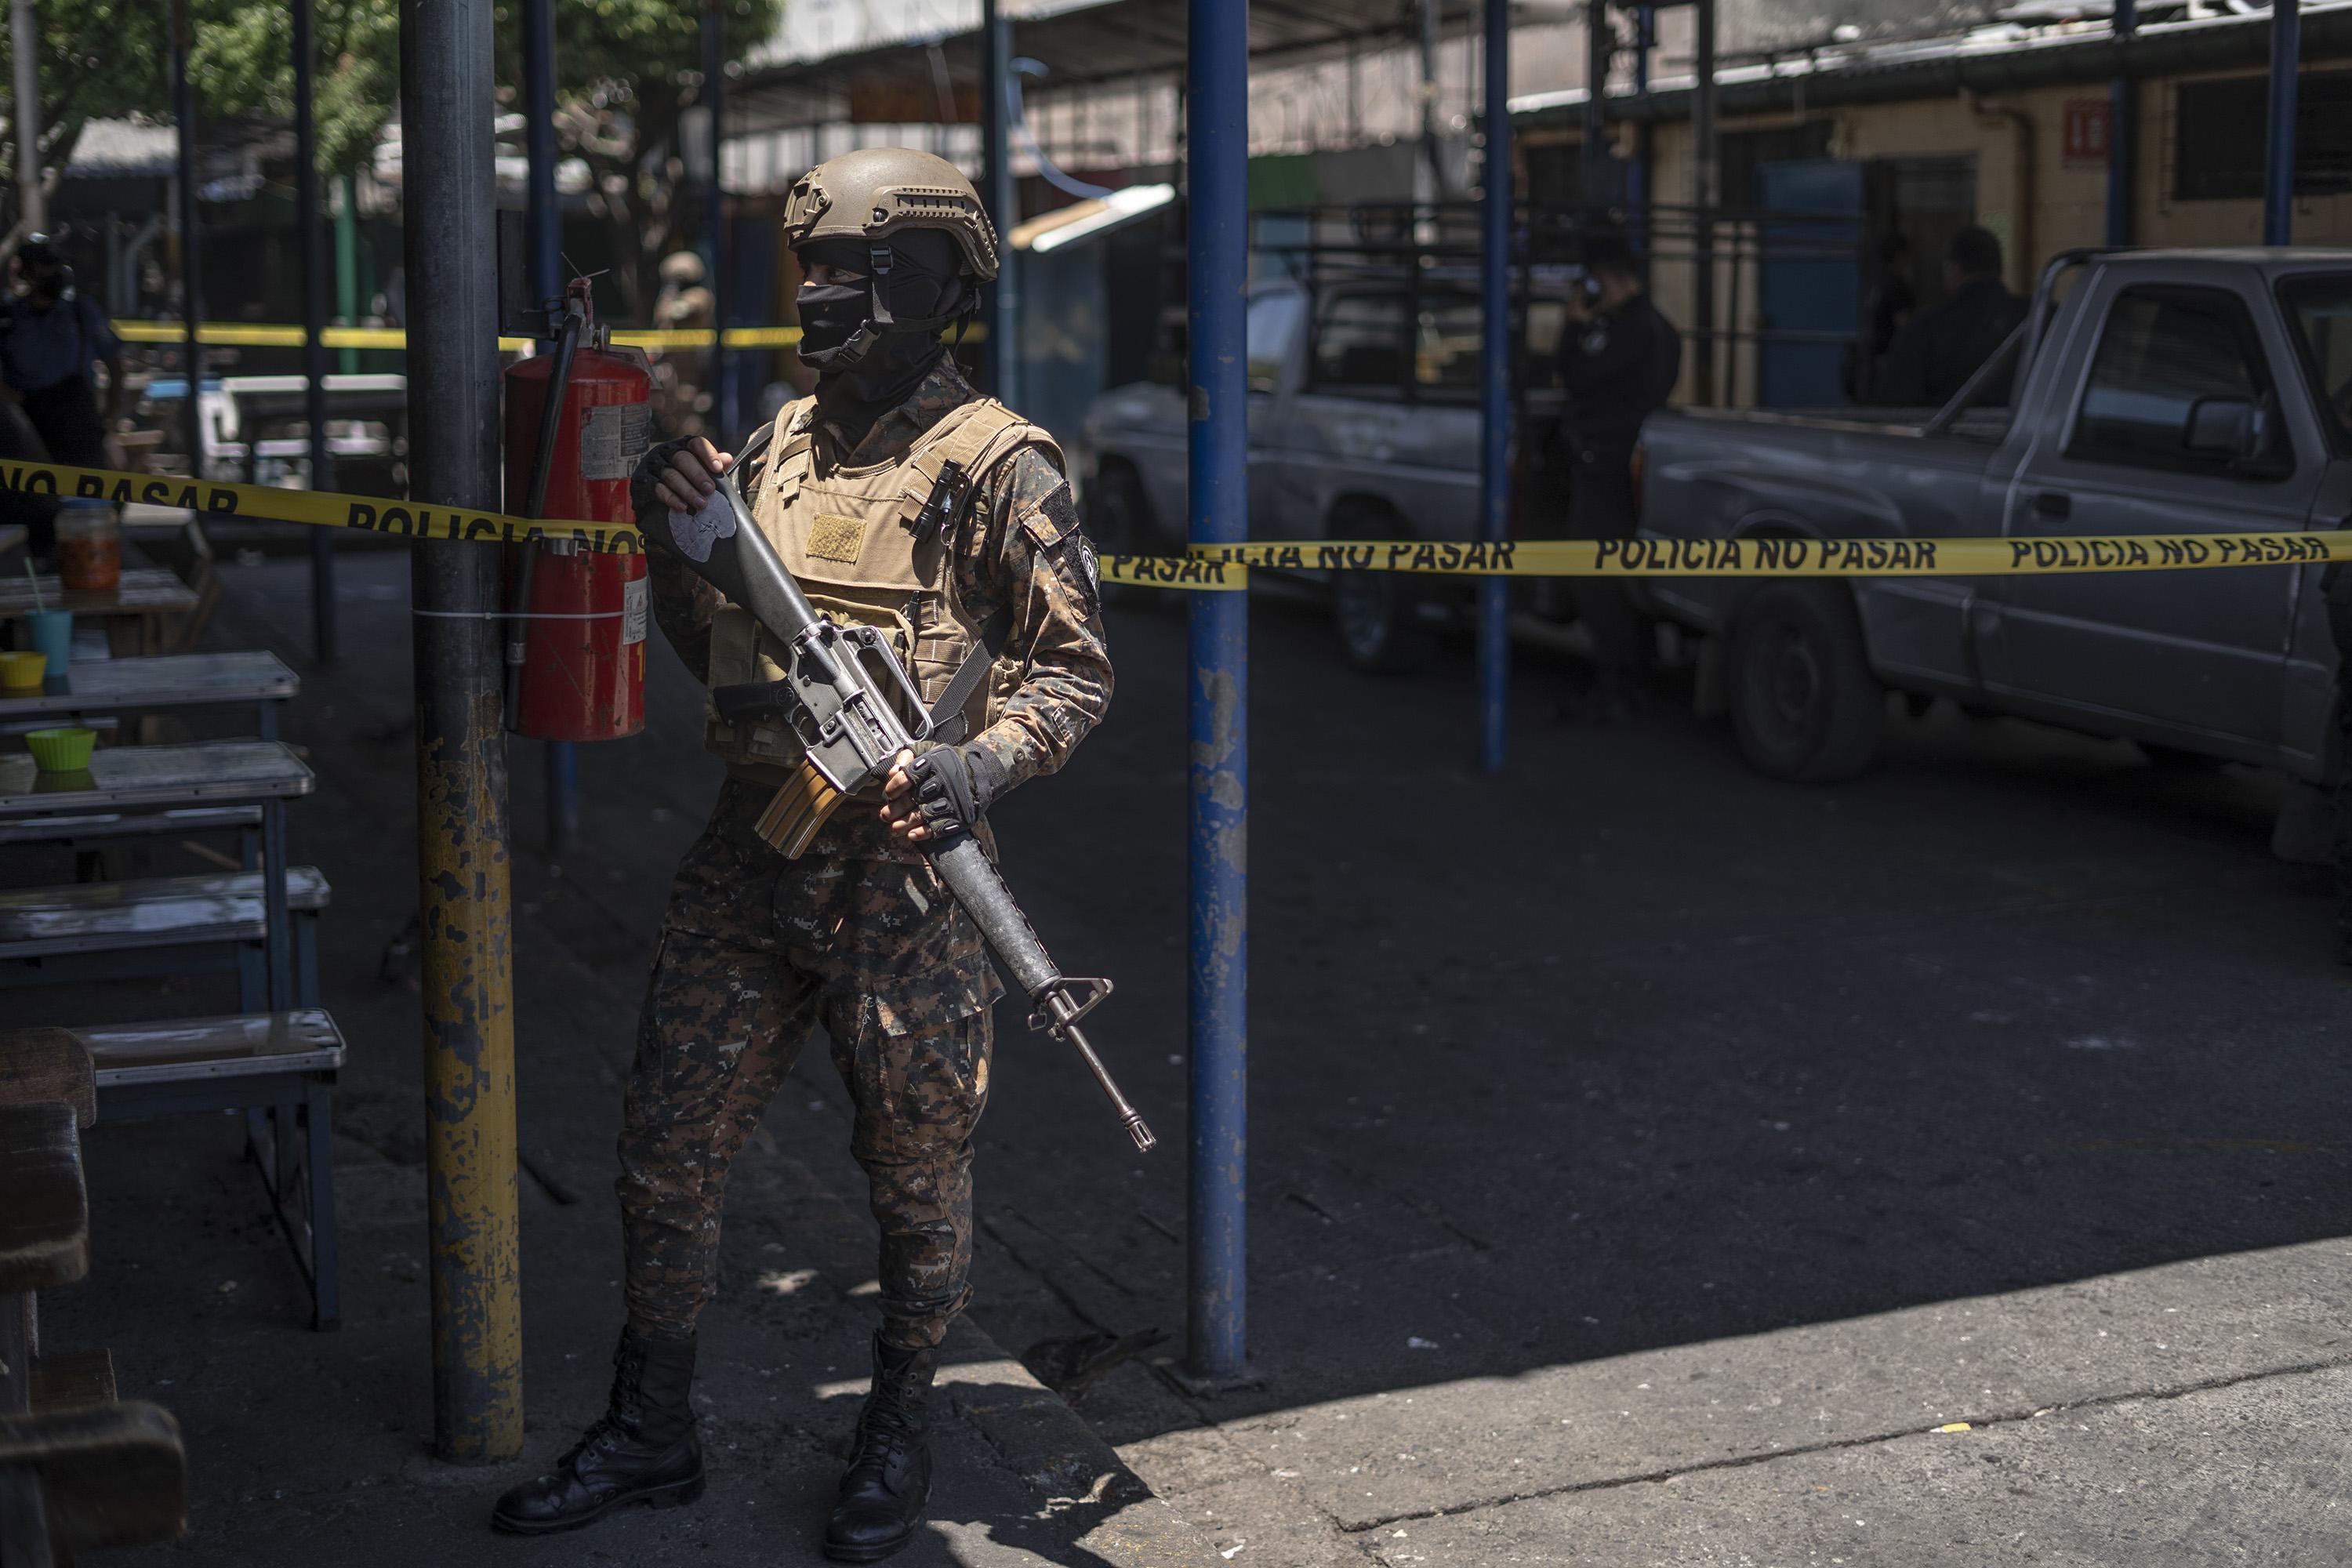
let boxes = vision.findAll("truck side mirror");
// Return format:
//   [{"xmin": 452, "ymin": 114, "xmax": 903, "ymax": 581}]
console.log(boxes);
[{"xmin": 2183, "ymin": 396, "xmax": 2252, "ymax": 456}]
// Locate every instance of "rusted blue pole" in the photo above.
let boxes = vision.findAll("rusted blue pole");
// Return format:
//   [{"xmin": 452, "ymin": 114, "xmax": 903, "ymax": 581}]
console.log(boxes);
[
  {"xmin": 2263, "ymin": 0, "xmax": 2298, "ymax": 246},
  {"xmin": 401, "ymin": 0, "xmax": 523, "ymax": 1464},
  {"xmin": 295, "ymin": 0, "xmax": 337, "ymax": 664},
  {"xmin": 521, "ymin": 0, "xmax": 578, "ymax": 855},
  {"xmin": 1186, "ymin": 0, "xmax": 1249, "ymax": 1383},
  {"xmin": 2105, "ymin": 0, "xmax": 2135, "ymax": 246},
  {"xmin": 1478, "ymin": 0, "xmax": 1511, "ymax": 775}
]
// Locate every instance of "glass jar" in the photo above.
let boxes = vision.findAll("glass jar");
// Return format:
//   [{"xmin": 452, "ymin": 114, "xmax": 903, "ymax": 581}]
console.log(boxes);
[{"xmin": 55, "ymin": 499, "xmax": 121, "ymax": 592}]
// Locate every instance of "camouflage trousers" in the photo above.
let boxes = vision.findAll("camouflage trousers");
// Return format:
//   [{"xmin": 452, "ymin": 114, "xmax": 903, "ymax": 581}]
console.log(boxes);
[{"xmin": 617, "ymin": 779, "xmax": 1000, "ymax": 1350}]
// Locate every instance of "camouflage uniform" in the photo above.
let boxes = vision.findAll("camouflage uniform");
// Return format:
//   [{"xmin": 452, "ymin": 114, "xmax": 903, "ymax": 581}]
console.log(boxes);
[{"xmin": 623, "ymin": 358, "xmax": 1110, "ymax": 1352}]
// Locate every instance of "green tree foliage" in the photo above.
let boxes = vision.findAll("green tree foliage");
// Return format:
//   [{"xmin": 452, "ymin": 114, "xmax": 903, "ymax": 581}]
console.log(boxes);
[
  {"xmin": 1, "ymin": 0, "xmax": 396, "ymax": 212},
  {"xmin": 4, "ymin": 0, "xmax": 782, "ymax": 308},
  {"xmin": 491, "ymin": 0, "xmax": 782, "ymax": 316}
]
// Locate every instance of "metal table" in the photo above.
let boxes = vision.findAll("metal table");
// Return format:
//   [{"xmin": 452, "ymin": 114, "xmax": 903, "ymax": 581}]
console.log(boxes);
[
  {"xmin": 0, "ymin": 569, "xmax": 201, "ymax": 657},
  {"xmin": 0, "ymin": 651, "xmax": 299, "ymax": 739},
  {"xmin": 0, "ymin": 742, "xmax": 315, "ymax": 1011}
]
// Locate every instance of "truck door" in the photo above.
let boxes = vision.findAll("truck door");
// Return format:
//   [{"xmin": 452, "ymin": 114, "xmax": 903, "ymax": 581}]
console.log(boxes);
[
  {"xmin": 1244, "ymin": 285, "xmax": 1308, "ymax": 534},
  {"xmin": 1269, "ymin": 288, "xmax": 1416, "ymax": 539},
  {"xmin": 1988, "ymin": 274, "xmax": 2322, "ymax": 748}
]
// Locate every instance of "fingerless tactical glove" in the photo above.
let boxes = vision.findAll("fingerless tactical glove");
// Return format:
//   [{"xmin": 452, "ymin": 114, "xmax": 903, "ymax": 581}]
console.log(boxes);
[{"xmin": 908, "ymin": 742, "xmax": 1008, "ymax": 839}]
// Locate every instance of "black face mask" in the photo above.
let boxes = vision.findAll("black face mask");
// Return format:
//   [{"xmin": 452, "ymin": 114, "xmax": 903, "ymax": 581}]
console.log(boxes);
[{"xmin": 797, "ymin": 282, "xmax": 870, "ymax": 364}]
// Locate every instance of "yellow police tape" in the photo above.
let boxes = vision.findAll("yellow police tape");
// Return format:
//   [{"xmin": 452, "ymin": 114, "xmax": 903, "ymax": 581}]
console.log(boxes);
[
  {"xmin": 1189, "ymin": 532, "xmax": 2350, "ymax": 579},
  {"xmin": 108, "ymin": 320, "xmax": 977, "ymax": 351},
  {"xmin": 7, "ymin": 456, "xmax": 2343, "ymax": 591}
]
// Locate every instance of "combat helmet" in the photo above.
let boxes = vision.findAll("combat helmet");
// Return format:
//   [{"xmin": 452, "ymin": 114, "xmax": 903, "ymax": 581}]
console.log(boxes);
[{"xmin": 783, "ymin": 147, "xmax": 1000, "ymax": 281}]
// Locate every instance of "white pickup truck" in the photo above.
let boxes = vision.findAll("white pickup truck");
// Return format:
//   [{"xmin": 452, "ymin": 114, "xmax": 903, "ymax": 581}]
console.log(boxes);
[{"xmin": 1635, "ymin": 248, "xmax": 2352, "ymax": 789}]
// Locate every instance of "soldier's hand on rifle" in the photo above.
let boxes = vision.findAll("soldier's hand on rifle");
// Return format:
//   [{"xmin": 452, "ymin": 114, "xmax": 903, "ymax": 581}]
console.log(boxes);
[
  {"xmin": 652, "ymin": 437, "xmax": 732, "ymax": 514},
  {"xmin": 883, "ymin": 743, "xmax": 1009, "ymax": 845},
  {"xmin": 880, "ymin": 748, "xmax": 933, "ymax": 844}
]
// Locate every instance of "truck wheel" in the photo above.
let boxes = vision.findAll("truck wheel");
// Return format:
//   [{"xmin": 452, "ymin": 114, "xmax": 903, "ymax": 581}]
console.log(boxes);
[
  {"xmin": 1729, "ymin": 581, "xmax": 1882, "ymax": 782},
  {"xmin": 1333, "ymin": 569, "xmax": 1435, "ymax": 674}
]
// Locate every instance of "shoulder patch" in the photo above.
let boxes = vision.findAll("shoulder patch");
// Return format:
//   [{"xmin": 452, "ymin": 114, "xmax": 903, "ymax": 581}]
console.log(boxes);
[{"xmin": 1019, "ymin": 479, "xmax": 1083, "ymax": 550}]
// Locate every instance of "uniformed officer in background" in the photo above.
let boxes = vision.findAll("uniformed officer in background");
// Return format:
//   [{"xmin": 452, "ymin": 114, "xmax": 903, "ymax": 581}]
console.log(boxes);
[
  {"xmin": 1877, "ymin": 225, "xmax": 2027, "ymax": 409},
  {"xmin": 490, "ymin": 148, "xmax": 1112, "ymax": 1562},
  {"xmin": 1555, "ymin": 235, "xmax": 1682, "ymax": 721}
]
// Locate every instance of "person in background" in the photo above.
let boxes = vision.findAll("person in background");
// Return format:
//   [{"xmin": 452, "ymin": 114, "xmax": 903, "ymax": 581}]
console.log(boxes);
[
  {"xmin": 1556, "ymin": 234, "xmax": 1682, "ymax": 722},
  {"xmin": 1877, "ymin": 225, "xmax": 2026, "ymax": 409},
  {"xmin": 0, "ymin": 234, "xmax": 123, "ymax": 555},
  {"xmin": 1842, "ymin": 231, "xmax": 1916, "ymax": 404}
]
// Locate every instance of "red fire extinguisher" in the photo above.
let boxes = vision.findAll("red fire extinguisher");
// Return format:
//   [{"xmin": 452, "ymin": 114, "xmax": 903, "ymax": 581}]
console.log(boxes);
[{"xmin": 502, "ymin": 278, "xmax": 652, "ymax": 742}]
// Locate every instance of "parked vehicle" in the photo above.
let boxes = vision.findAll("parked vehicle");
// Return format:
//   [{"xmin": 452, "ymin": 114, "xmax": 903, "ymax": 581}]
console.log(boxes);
[
  {"xmin": 1635, "ymin": 248, "xmax": 2352, "ymax": 789},
  {"xmin": 1082, "ymin": 270, "xmax": 1569, "ymax": 671}
]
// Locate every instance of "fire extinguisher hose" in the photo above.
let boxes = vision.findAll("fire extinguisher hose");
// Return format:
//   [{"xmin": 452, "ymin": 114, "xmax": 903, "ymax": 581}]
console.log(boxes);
[{"xmin": 506, "ymin": 301, "xmax": 589, "ymax": 724}]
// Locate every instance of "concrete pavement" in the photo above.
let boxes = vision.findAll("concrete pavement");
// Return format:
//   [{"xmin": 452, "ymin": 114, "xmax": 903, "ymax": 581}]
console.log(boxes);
[
  {"xmin": 15, "ymin": 544, "xmax": 1215, "ymax": 1568},
  {"xmin": 22, "ymin": 539, "xmax": 2352, "ymax": 1566}
]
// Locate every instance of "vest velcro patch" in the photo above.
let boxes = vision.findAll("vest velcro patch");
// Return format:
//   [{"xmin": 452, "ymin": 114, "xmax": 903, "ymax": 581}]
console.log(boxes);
[{"xmin": 805, "ymin": 513, "xmax": 868, "ymax": 564}]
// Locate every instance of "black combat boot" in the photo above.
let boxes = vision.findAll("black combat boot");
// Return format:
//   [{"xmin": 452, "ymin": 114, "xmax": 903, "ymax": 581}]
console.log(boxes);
[
  {"xmin": 823, "ymin": 1334, "xmax": 941, "ymax": 1563},
  {"xmin": 490, "ymin": 1327, "xmax": 704, "ymax": 1535}
]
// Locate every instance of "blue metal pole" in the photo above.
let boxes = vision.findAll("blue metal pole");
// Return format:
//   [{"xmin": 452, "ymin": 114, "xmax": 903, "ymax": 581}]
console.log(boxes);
[
  {"xmin": 702, "ymin": 3, "xmax": 733, "ymax": 442},
  {"xmin": 296, "ymin": 0, "xmax": 336, "ymax": 663},
  {"xmin": 2105, "ymin": 0, "xmax": 2135, "ymax": 246},
  {"xmin": 2263, "ymin": 0, "xmax": 2299, "ymax": 246},
  {"xmin": 1185, "ymin": 0, "xmax": 1249, "ymax": 1385},
  {"xmin": 523, "ymin": 0, "xmax": 557, "ymax": 301},
  {"xmin": 1477, "ymin": 0, "xmax": 1510, "ymax": 775},
  {"xmin": 1628, "ymin": 4, "xmax": 1653, "ymax": 238},
  {"xmin": 521, "ymin": 0, "xmax": 578, "ymax": 855}
]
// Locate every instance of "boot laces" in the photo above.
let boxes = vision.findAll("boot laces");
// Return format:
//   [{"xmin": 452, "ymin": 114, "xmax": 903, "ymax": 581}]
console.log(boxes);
[
  {"xmin": 845, "ymin": 1392, "xmax": 921, "ymax": 1486},
  {"xmin": 560, "ymin": 1342, "xmax": 650, "ymax": 1467}
]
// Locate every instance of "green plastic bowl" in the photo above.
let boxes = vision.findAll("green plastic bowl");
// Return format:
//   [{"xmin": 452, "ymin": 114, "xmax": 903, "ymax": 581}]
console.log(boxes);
[{"xmin": 25, "ymin": 727, "xmax": 96, "ymax": 773}]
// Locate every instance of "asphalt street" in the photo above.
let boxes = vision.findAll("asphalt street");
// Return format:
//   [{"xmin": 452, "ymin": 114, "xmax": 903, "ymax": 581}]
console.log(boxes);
[{"xmin": 24, "ymin": 543, "xmax": 2352, "ymax": 1566}]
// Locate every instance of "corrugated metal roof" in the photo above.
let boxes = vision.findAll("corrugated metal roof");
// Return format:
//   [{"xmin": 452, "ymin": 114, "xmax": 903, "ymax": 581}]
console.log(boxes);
[
  {"xmin": 727, "ymin": 0, "xmax": 1524, "ymax": 133},
  {"xmin": 67, "ymin": 118, "xmax": 176, "ymax": 179},
  {"xmin": 1510, "ymin": 0, "xmax": 2352, "ymax": 122}
]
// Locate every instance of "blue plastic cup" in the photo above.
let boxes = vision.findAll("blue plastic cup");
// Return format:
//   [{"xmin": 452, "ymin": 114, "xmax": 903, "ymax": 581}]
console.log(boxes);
[{"xmin": 25, "ymin": 608, "xmax": 71, "ymax": 670}]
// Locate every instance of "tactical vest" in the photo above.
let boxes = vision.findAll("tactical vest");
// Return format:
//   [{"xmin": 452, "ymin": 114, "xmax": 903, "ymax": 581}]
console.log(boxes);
[{"xmin": 703, "ymin": 393, "xmax": 1058, "ymax": 783}]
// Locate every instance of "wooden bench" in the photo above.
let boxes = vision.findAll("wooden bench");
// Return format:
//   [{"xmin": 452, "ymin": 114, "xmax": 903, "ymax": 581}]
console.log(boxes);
[
  {"xmin": 0, "ymin": 1038, "xmax": 185, "ymax": 1563},
  {"xmin": 28, "ymin": 1351, "xmax": 114, "ymax": 1414},
  {"xmin": 0, "ymin": 1401, "xmax": 187, "ymax": 1560},
  {"xmin": 65, "ymin": 1011, "xmax": 344, "ymax": 1330},
  {"xmin": 0, "ymin": 866, "xmax": 329, "ymax": 1009}
]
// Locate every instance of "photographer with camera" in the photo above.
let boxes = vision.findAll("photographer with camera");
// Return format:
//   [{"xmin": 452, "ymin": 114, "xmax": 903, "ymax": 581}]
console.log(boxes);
[{"xmin": 1, "ymin": 234, "xmax": 124, "ymax": 556}]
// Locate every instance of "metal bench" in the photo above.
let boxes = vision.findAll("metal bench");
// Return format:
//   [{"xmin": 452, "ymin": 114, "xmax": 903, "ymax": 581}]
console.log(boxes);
[
  {"xmin": 0, "ymin": 804, "xmax": 267, "ymax": 867},
  {"xmin": 0, "ymin": 867, "xmax": 329, "ymax": 1009},
  {"xmin": 69, "ymin": 1011, "xmax": 343, "ymax": 1330}
]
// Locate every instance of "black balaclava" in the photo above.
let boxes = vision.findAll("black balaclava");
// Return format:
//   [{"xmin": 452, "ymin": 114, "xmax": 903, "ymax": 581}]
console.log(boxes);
[{"xmin": 797, "ymin": 230, "xmax": 970, "ymax": 441}]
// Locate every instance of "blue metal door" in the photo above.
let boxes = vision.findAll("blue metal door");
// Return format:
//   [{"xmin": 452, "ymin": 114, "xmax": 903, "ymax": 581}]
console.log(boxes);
[{"xmin": 1756, "ymin": 158, "xmax": 1864, "ymax": 408}]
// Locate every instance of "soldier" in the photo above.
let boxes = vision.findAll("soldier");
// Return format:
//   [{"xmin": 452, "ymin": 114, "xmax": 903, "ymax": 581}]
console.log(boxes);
[{"xmin": 490, "ymin": 149, "xmax": 1112, "ymax": 1561}]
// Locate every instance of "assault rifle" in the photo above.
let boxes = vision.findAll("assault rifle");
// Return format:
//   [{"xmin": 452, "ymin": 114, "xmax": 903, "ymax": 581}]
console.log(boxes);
[{"xmin": 666, "ymin": 423, "xmax": 1155, "ymax": 1152}]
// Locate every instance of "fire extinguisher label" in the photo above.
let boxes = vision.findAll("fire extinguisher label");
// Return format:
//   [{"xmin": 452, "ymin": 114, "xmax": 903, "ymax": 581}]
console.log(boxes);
[
  {"xmin": 580, "ymin": 403, "xmax": 652, "ymax": 481},
  {"xmin": 622, "ymin": 573, "xmax": 650, "ymax": 645}
]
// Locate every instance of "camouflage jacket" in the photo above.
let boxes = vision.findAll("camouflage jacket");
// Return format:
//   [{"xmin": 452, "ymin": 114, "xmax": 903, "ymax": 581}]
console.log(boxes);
[{"xmin": 635, "ymin": 358, "xmax": 1112, "ymax": 858}]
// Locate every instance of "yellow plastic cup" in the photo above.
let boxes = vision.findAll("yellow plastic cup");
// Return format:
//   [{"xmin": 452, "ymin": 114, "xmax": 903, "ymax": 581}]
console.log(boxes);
[
  {"xmin": 0, "ymin": 651, "xmax": 45, "ymax": 690},
  {"xmin": 25, "ymin": 727, "xmax": 96, "ymax": 772}
]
